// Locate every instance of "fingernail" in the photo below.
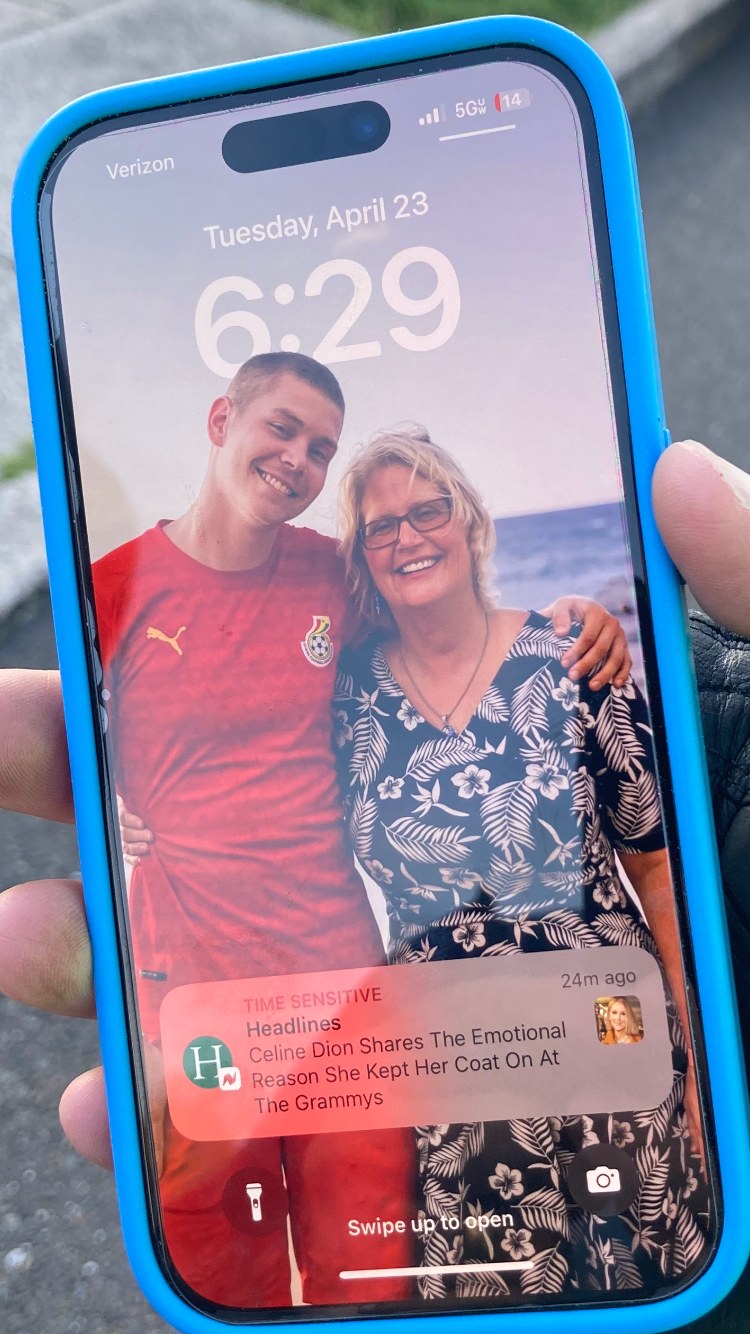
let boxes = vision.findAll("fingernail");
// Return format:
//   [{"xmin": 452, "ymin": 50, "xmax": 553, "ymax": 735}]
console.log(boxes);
[{"xmin": 676, "ymin": 440, "xmax": 750, "ymax": 512}]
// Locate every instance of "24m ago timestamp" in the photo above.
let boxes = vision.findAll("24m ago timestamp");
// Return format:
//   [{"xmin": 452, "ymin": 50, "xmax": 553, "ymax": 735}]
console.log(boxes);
[{"xmin": 561, "ymin": 967, "xmax": 638, "ymax": 990}]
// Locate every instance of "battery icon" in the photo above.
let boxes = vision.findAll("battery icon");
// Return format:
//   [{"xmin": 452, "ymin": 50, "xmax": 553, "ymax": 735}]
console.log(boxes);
[{"xmin": 495, "ymin": 88, "xmax": 532, "ymax": 112}]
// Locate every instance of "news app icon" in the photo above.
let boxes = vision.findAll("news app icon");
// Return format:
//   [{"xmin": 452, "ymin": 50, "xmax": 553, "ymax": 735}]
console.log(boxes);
[{"xmin": 183, "ymin": 1035, "xmax": 240, "ymax": 1090}]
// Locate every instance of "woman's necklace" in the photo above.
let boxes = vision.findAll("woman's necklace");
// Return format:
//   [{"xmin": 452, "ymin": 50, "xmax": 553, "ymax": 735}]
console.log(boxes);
[{"xmin": 397, "ymin": 613, "xmax": 491, "ymax": 737}]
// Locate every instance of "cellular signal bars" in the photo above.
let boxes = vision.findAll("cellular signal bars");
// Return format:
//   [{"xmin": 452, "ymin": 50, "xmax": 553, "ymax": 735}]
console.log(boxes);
[{"xmin": 418, "ymin": 107, "xmax": 444, "ymax": 125}]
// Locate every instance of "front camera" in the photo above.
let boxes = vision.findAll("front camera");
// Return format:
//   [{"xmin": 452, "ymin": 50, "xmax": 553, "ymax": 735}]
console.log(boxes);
[
  {"xmin": 350, "ymin": 109, "xmax": 381, "ymax": 142},
  {"xmin": 222, "ymin": 101, "xmax": 390, "ymax": 174}
]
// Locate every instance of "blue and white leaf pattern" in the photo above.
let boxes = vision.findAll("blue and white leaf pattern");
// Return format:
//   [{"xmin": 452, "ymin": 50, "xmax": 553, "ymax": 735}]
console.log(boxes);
[
  {"xmin": 383, "ymin": 817, "xmax": 480, "ymax": 865},
  {"xmin": 611, "ymin": 770, "xmax": 661, "ymax": 844},
  {"xmin": 348, "ymin": 788, "xmax": 378, "ymax": 860},
  {"xmin": 405, "ymin": 733, "xmax": 483, "ymax": 782},
  {"xmin": 481, "ymin": 780, "xmax": 538, "ymax": 854},
  {"xmin": 476, "ymin": 686, "xmax": 510, "ymax": 724},
  {"xmin": 335, "ymin": 613, "xmax": 710, "ymax": 1300},
  {"xmin": 594, "ymin": 687, "xmax": 647, "ymax": 778},
  {"xmin": 510, "ymin": 664, "xmax": 556, "ymax": 734},
  {"xmin": 349, "ymin": 690, "xmax": 388, "ymax": 787},
  {"xmin": 371, "ymin": 645, "xmax": 406, "ymax": 697}
]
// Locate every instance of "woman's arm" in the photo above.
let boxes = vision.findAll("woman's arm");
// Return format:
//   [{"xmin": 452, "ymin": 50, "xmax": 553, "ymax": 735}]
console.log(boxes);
[{"xmin": 620, "ymin": 847, "xmax": 704, "ymax": 1170}]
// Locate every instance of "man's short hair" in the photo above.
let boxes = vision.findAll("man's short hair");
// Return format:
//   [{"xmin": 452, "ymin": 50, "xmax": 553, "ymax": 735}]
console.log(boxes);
[{"xmin": 226, "ymin": 353, "xmax": 345, "ymax": 417}]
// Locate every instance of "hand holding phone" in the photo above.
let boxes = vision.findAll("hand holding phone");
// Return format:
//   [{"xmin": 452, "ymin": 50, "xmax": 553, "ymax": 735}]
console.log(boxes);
[{"xmin": 12, "ymin": 17, "xmax": 750, "ymax": 1331}]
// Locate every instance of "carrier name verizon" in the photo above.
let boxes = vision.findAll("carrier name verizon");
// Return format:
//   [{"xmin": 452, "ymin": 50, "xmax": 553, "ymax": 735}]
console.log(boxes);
[{"xmin": 106, "ymin": 157, "xmax": 174, "ymax": 179}]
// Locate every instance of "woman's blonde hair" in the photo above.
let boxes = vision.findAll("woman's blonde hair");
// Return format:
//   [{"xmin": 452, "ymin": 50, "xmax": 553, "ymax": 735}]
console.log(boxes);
[
  {"xmin": 605, "ymin": 996, "xmax": 641, "ymax": 1038},
  {"xmin": 338, "ymin": 425, "xmax": 496, "ymax": 625}
]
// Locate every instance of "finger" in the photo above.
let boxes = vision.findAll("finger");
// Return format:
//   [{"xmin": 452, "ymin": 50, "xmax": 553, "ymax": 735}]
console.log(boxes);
[
  {"xmin": 593, "ymin": 641, "xmax": 633, "ymax": 690},
  {"xmin": 612, "ymin": 647, "xmax": 633, "ymax": 688},
  {"xmin": 122, "ymin": 841, "xmax": 150, "ymax": 857},
  {"xmin": 653, "ymin": 441, "xmax": 750, "ymax": 637},
  {"xmin": 562, "ymin": 621, "xmax": 601, "ymax": 670},
  {"xmin": 0, "ymin": 670, "xmax": 73, "ymax": 822},
  {"xmin": 0, "ymin": 880, "xmax": 94, "ymax": 1018},
  {"xmin": 568, "ymin": 626, "xmax": 616, "ymax": 681},
  {"xmin": 59, "ymin": 1067, "xmax": 113, "ymax": 1171},
  {"xmin": 558, "ymin": 605, "xmax": 586, "ymax": 665},
  {"xmin": 123, "ymin": 853, "xmax": 141, "ymax": 867},
  {"xmin": 549, "ymin": 607, "xmax": 572, "ymax": 638},
  {"xmin": 589, "ymin": 638, "xmax": 629, "ymax": 690},
  {"xmin": 120, "ymin": 813, "xmax": 148, "ymax": 833},
  {"xmin": 589, "ymin": 645, "xmax": 627, "ymax": 691}
]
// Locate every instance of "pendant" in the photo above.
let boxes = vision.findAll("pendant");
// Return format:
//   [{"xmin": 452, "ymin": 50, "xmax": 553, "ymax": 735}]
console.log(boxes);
[{"xmin": 442, "ymin": 720, "xmax": 457, "ymax": 737}]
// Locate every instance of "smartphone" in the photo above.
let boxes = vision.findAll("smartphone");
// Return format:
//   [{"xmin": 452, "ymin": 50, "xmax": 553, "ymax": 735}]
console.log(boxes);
[{"xmin": 12, "ymin": 15, "xmax": 750, "ymax": 1333}]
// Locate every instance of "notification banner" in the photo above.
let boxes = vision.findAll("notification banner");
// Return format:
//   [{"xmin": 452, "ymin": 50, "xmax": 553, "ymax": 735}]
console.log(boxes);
[{"xmin": 160, "ymin": 946, "xmax": 672, "ymax": 1141}]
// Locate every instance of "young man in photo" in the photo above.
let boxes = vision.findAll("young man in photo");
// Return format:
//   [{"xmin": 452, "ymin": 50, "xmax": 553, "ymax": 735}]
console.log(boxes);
[{"xmin": 94, "ymin": 352, "xmax": 630, "ymax": 1309}]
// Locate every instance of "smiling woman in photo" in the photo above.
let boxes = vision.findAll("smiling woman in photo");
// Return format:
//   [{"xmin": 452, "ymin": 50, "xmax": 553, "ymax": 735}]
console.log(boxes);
[
  {"xmin": 334, "ymin": 426, "xmax": 708, "ymax": 1300},
  {"xmin": 602, "ymin": 996, "xmax": 644, "ymax": 1045}
]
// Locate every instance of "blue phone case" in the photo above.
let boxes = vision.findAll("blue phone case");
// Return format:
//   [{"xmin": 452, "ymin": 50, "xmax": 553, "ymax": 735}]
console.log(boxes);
[{"xmin": 11, "ymin": 14, "xmax": 750, "ymax": 1332}]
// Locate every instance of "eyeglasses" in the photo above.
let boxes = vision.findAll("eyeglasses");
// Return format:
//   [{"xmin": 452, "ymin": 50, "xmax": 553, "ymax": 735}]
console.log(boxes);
[{"xmin": 358, "ymin": 496, "xmax": 453, "ymax": 550}]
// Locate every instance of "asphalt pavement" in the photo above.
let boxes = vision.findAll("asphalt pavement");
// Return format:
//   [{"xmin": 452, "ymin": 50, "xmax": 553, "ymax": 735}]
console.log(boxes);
[
  {"xmin": 634, "ymin": 21, "xmax": 750, "ymax": 474},
  {"xmin": 0, "ymin": 22, "xmax": 749, "ymax": 1334}
]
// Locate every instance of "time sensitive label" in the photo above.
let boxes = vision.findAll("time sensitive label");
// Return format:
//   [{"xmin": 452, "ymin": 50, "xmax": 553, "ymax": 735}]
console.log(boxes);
[{"xmin": 160, "ymin": 946, "xmax": 672, "ymax": 1141}]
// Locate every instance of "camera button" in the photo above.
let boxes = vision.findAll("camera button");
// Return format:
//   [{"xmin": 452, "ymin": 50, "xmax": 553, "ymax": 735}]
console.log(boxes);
[{"xmin": 567, "ymin": 1144, "xmax": 640, "ymax": 1217}]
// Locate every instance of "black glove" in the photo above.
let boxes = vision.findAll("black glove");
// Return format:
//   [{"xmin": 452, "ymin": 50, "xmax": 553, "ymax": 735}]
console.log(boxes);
[{"xmin": 691, "ymin": 610, "xmax": 750, "ymax": 1059}]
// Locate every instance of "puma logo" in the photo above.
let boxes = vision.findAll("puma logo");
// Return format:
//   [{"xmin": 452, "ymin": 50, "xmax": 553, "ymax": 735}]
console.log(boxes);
[{"xmin": 147, "ymin": 625, "xmax": 186, "ymax": 656}]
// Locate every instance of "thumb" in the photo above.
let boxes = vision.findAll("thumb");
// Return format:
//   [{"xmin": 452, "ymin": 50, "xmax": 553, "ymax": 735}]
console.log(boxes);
[{"xmin": 652, "ymin": 440, "xmax": 750, "ymax": 638}]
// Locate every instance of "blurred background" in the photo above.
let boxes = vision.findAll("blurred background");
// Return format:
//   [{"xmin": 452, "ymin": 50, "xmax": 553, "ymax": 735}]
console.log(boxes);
[
  {"xmin": 273, "ymin": 0, "xmax": 634, "ymax": 32},
  {"xmin": 0, "ymin": 1, "xmax": 748, "ymax": 1331}
]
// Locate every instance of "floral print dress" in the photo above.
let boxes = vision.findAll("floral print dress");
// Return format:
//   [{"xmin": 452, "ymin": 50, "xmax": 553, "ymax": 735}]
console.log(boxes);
[{"xmin": 334, "ymin": 613, "xmax": 710, "ymax": 1302}]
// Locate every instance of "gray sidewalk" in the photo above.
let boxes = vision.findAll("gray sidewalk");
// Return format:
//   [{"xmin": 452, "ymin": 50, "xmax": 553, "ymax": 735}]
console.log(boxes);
[{"xmin": 0, "ymin": 1, "xmax": 110, "ymax": 44}]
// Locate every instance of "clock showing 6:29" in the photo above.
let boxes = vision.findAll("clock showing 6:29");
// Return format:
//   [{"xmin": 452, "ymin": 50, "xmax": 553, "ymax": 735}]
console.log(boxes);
[{"xmin": 194, "ymin": 245, "xmax": 460, "ymax": 375}]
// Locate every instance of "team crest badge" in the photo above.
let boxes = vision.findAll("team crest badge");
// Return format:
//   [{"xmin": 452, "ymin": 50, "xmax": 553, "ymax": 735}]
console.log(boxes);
[{"xmin": 302, "ymin": 615, "xmax": 334, "ymax": 668}]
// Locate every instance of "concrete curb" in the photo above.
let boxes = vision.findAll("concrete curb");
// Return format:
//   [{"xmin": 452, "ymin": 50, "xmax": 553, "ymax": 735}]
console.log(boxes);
[
  {"xmin": 592, "ymin": 0, "xmax": 750, "ymax": 111},
  {"xmin": 0, "ymin": 0, "xmax": 747, "ymax": 624}
]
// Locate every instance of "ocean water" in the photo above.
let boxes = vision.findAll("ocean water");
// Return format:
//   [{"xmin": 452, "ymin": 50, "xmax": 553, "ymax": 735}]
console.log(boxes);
[
  {"xmin": 493, "ymin": 501, "xmax": 632, "ymax": 610},
  {"xmin": 493, "ymin": 502, "xmax": 644, "ymax": 691}
]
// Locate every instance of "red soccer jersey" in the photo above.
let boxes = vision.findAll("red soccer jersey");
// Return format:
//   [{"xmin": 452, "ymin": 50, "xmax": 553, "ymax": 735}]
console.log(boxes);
[{"xmin": 93, "ymin": 523, "xmax": 382, "ymax": 1039}]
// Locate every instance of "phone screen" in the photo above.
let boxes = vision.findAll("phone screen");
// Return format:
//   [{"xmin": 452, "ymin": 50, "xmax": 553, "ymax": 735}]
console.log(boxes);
[{"xmin": 41, "ymin": 45, "xmax": 717, "ymax": 1319}]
